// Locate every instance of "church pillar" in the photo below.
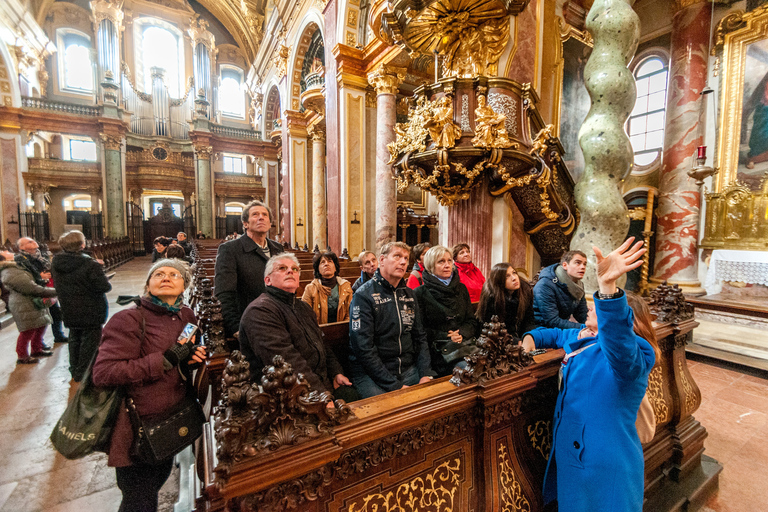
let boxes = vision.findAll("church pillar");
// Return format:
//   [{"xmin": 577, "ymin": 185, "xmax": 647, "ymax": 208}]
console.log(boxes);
[
  {"xmin": 447, "ymin": 184, "xmax": 494, "ymax": 277},
  {"xmin": 368, "ymin": 65, "xmax": 405, "ymax": 250},
  {"xmin": 651, "ymin": 0, "xmax": 711, "ymax": 294},
  {"xmin": 89, "ymin": 187, "xmax": 101, "ymax": 212},
  {"xmin": 193, "ymin": 142, "xmax": 214, "ymax": 238},
  {"xmin": 284, "ymin": 111, "xmax": 308, "ymax": 247},
  {"xmin": 99, "ymin": 134, "xmax": 125, "ymax": 236},
  {"xmin": 309, "ymin": 125, "xmax": 327, "ymax": 250},
  {"xmin": 29, "ymin": 184, "xmax": 47, "ymax": 212}
]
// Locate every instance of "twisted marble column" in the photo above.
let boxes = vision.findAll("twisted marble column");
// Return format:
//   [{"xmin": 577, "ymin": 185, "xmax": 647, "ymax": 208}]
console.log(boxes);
[
  {"xmin": 368, "ymin": 65, "xmax": 405, "ymax": 250},
  {"xmin": 570, "ymin": 0, "xmax": 640, "ymax": 292}
]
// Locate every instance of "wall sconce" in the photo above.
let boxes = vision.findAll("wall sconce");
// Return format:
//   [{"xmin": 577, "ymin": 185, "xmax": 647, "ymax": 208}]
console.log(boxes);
[
  {"xmin": 351, "ymin": 210, "xmax": 360, "ymax": 224},
  {"xmin": 296, "ymin": 217, "xmax": 304, "ymax": 227}
]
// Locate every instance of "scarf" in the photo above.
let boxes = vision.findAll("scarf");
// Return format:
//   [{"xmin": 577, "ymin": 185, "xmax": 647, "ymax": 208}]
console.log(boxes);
[
  {"xmin": 148, "ymin": 293, "xmax": 183, "ymax": 313},
  {"xmin": 555, "ymin": 265, "xmax": 585, "ymax": 301}
]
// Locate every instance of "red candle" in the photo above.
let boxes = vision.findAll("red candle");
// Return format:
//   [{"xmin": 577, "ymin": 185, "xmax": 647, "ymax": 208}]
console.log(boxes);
[{"xmin": 697, "ymin": 145, "xmax": 706, "ymax": 160}]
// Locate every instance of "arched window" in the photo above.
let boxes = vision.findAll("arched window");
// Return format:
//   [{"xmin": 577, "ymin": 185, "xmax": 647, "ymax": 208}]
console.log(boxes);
[
  {"xmin": 219, "ymin": 67, "xmax": 245, "ymax": 118},
  {"xmin": 628, "ymin": 56, "xmax": 669, "ymax": 167},
  {"xmin": 134, "ymin": 20, "xmax": 185, "ymax": 98},
  {"xmin": 57, "ymin": 31, "xmax": 93, "ymax": 93}
]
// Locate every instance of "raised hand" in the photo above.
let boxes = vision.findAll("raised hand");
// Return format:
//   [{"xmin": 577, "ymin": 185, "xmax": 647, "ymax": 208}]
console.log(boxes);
[{"xmin": 592, "ymin": 237, "xmax": 646, "ymax": 294}]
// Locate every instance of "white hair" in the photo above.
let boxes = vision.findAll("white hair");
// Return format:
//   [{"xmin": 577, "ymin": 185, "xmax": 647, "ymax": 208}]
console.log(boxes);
[{"xmin": 264, "ymin": 253, "xmax": 301, "ymax": 277}]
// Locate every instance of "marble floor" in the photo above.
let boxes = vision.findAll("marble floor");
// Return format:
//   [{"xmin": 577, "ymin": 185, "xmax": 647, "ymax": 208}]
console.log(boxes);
[{"xmin": 0, "ymin": 255, "xmax": 765, "ymax": 511}]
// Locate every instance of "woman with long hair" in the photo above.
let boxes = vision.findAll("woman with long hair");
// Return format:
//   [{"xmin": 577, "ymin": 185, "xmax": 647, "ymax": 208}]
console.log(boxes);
[
  {"xmin": 476, "ymin": 263, "xmax": 535, "ymax": 339},
  {"xmin": 522, "ymin": 238, "xmax": 659, "ymax": 512}
]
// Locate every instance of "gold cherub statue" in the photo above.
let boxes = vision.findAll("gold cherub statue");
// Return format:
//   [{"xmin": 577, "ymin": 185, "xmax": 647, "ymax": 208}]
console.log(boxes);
[
  {"xmin": 425, "ymin": 96, "xmax": 461, "ymax": 149},
  {"xmin": 472, "ymin": 95, "xmax": 513, "ymax": 148}
]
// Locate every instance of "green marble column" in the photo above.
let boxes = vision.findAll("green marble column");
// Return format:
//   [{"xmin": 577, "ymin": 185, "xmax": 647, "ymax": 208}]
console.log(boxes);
[
  {"xmin": 101, "ymin": 136, "xmax": 125, "ymax": 237},
  {"xmin": 195, "ymin": 145, "xmax": 213, "ymax": 237},
  {"xmin": 570, "ymin": 0, "xmax": 640, "ymax": 292}
]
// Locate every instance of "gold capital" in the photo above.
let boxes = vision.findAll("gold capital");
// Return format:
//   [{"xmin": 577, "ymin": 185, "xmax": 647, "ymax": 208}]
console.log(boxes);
[
  {"xmin": 308, "ymin": 125, "xmax": 326, "ymax": 142},
  {"xmin": 367, "ymin": 65, "xmax": 406, "ymax": 96},
  {"xmin": 194, "ymin": 144, "xmax": 213, "ymax": 159},
  {"xmin": 99, "ymin": 133, "xmax": 122, "ymax": 150}
]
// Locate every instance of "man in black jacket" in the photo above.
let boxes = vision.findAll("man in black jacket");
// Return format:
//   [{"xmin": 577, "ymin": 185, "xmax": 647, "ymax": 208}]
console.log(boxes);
[
  {"xmin": 51, "ymin": 230, "xmax": 112, "ymax": 381},
  {"xmin": 239, "ymin": 253, "xmax": 355, "ymax": 400},
  {"xmin": 348, "ymin": 242, "xmax": 435, "ymax": 398},
  {"xmin": 214, "ymin": 200, "xmax": 284, "ymax": 338},
  {"xmin": 351, "ymin": 250, "xmax": 377, "ymax": 293}
]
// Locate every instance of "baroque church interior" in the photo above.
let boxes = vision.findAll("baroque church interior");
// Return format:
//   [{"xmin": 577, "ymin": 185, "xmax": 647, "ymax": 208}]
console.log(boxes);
[{"xmin": 0, "ymin": 0, "xmax": 767, "ymax": 510}]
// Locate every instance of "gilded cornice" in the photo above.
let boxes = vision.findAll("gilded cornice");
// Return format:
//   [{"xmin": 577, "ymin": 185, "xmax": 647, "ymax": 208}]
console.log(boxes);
[
  {"xmin": 308, "ymin": 124, "xmax": 326, "ymax": 142},
  {"xmin": 368, "ymin": 65, "xmax": 406, "ymax": 96},
  {"xmin": 100, "ymin": 133, "xmax": 123, "ymax": 150},
  {"xmin": 333, "ymin": 44, "xmax": 369, "ymax": 90},
  {"xmin": 284, "ymin": 110, "xmax": 309, "ymax": 138},
  {"xmin": 194, "ymin": 144, "xmax": 214, "ymax": 159}
]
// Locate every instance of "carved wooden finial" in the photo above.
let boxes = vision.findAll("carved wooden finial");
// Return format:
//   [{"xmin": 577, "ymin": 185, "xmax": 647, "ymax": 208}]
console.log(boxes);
[
  {"xmin": 648, "ymin": 281, "xmax": 694, "ymax": 324},
  {"xmin": 213, "ymin": 352, "xmax": 354, "ymax": 487},
  {"xmin": 450, "ymin": 315, "xmax": 533, "ymax": 386}
]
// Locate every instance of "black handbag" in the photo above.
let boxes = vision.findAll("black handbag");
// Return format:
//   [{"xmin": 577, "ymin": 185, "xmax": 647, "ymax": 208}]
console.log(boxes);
[
  {"xmin": 127, "ymin": 393, "xmax": 205, "ymax": 465},
  {"xmin": 434, "ymin": 337, "xmax": 478, "ymax": 365},
  {"xmin": 50, "ymin": 355, "xmax": 123, "ymax": 459}
]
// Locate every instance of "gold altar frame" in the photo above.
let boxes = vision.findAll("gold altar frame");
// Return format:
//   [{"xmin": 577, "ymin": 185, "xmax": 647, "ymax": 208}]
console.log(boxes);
[{"xmin": 716, "ymin": 5, "xmax": 768, "ymax": 193}]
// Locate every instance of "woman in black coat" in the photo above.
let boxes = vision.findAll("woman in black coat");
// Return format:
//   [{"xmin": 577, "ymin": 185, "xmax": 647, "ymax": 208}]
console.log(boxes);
[
  {"xmin": 414, "ymin": 245, "xmax": 479, "ymax": 377},
  {"xmin": 476, "ymin": 263, "xmax": 536, "ymax": 340}
]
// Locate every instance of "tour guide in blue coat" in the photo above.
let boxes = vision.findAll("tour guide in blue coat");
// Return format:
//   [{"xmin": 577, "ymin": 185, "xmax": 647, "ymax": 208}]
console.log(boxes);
[{"xmin": 522, "ymin": 238, "xmax": 658, "ymax": 512}]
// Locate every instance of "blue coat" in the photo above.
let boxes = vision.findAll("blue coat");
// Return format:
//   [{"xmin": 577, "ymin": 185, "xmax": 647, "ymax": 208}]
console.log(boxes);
[
  {"xmin": 527, "ymin": 293, "xmax": 656, "ymax": 512},
  {"xmin": 533, "ymin": 264, "xmax": 588, "ymax": 329}
]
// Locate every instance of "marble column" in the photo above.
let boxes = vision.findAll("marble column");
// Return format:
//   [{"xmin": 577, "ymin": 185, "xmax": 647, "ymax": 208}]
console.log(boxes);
[
  {"xmin": 569, "ymin": 0, "xmax": 640, "ymax": 292},
  {"xmin": 310, "ymin": 125, "xmax": 327, "ymax": 250},
  {"xmin": 100, "ymin": 134, "xmax": 125, "ymax": 237},
  {"xmin": 651, "ymin": 1, "xmax": 711, "ymax": 294},
  {"xmin": 368, "ymin": 65, "xmax": 405, "ymax": 250},
  {"xmin": 31, "ymin": 184, "xmax": 48, "ymax": 212},
  {"xmin": 217, "ymin": 194, "xmax": 226, "ymax": 217},
  {"xmin": 194, "ymin": 144, "xmax": 214, "ymax": 237}
]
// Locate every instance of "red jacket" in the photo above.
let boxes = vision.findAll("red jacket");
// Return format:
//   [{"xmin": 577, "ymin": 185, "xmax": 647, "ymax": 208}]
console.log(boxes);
[
  {"xmin": 406, "ymin": 262, "xmax": 424, "ymax": 290},
  {"xmin": 455, "ymin": 261, "xmax": 485, "ymax": 303},
  {"xmin": 92, "ymin": 298, "xmax": 196, "ymax": 467}
]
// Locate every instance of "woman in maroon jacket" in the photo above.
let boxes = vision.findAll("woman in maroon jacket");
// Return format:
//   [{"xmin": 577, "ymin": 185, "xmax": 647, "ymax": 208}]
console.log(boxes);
[{"xmin": 93, "ymin": 259, "xmax": 206, "ymax": 512}]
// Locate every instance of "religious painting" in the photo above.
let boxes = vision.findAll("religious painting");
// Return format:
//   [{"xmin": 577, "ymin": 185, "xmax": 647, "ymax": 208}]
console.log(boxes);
[
  {"xmin": 397, "ymin": 183, "xmax": 427, "ymax": 210},
  {"xmin": 556, "ymin": 21, "xmax": 593, "ymax": 184},
  {"xmin": 716, "ymin": 6, "xmax": 768, "ymax": 193}
]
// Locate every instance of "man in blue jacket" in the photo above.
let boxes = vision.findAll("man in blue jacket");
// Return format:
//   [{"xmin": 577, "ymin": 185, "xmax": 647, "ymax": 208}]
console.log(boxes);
[
  {"xmin": 348, "ymin": 242, "xmax": 436, "ymax": 398},
  {"xmin": 533, "ymin": 250, "xmax": 588, "ymax": 329}
]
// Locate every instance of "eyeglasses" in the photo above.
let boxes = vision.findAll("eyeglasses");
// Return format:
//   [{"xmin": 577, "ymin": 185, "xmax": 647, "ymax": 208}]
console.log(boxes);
[
  {"xmin": 273, "ymin": 264, "xmax": 300, "ymax": 274},
  {"xmin": 150, "ymin": 271, "xmax": 184, "ymax": 281}
]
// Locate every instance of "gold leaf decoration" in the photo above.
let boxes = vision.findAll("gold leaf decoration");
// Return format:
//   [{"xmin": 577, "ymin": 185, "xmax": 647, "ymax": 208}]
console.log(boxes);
[
  {"xmin": 498, "ymin": 441, "xmax": 531, "ymax": 512},
  {"xmin": 527, "ymin": 420, "xmax": 552, "ymax": 461},
  {"xmin": 646, "ymin": 366, "xmax": 669, "ymax": 423}
]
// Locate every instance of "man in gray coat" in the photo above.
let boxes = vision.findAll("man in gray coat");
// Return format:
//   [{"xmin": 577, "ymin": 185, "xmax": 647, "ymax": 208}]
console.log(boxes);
[{"xmin": 0, "ymin": 250, "xmax": 57, "ymax": 364}]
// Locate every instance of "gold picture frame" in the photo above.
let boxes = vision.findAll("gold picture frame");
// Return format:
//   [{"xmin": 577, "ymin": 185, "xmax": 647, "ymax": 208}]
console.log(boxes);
[{"xmin": 715, "ymin": 4, "xmax": 768, "ymax": 193}]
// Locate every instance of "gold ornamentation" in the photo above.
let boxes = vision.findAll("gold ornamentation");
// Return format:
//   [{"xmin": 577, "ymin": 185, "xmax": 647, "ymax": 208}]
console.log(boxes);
[
  {"xmin": 388, "ymin": 95, "xmax": 433, "ymax": 163},
  {"xmin": 527, "ymin": 420, "xmax": 552, "ymax": 461},
  {"xmin": 702, "ymin": 179, "xmax": 768, "ymax": 250},
  {"xmin": 308, "ymin": 124, "xmax": 325, "ymax": 142},
  {"xmin": 272, "ymin": 45, "xmax": 290, "ymax": 80},
  {"xmin": 194, "ymin": 144, "xmax": 213, "ymax": 159},
  {"xmin": 100, "ymin": 134, "xmax": 122, "ymax": 150},
  {"xmin": 425, "ymin": 97, "xmax": 461, "ymax": 149},
  {"xmin": 346, "ymin": 31, "xmax": 357, "ymax": 46},
  {"xmin": 188, "ymin": 15, "xmax": 216, "ymax": 51},
  {"xmin": 365, "ymin": 90, "xmax": 377, "ymax": 108},
  {"xmin": 472, "ymin": 94, "xmax": 513, "ymax": 148},
  {"xmin": 90, "ymin": 0, "xmax": 124, "ymax": 27},
  {"xmin": 238, "ymin": 0, "xmax": 265, "ymax": 45},
  {"xmin": 367, "ymin": 65, "xmax": 406, "ymax": 96},
  {"xmin": 678, "ymin": 360, "xmax": 697, "ymax": 416},
  {"xmin": 346, "ymin": 458, "xmax": 461, "ymax": 512},
  {"xmin": 530, "ymin": 124, "xmax": 556, "ymax": 158},
  {"xmin": 399, "ymin": 0, "xmax": 511, "ymax": 78},
  {"xmin": 498, "ymin": 441, "xmax": 531, "ymax": 512},
  {"xmin": 646, "ymin": 366, "xmax": 669, "ymax": 423}
]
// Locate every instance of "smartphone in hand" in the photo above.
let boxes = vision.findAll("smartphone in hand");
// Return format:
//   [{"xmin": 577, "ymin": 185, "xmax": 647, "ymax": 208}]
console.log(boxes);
[{"xmin": 178, "ymin": 323, "xmax": 199, "ymax": 343}]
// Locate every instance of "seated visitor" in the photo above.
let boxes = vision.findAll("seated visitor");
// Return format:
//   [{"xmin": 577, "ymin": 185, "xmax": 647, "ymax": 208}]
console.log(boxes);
[
  {"xmin": 349, "ymin": 242, "xmax": 436, "ymax": 398},
  {"xmin": 533, "ymin": 250, "xmax": 588, "ymax": 329},
  {"xmin": 176, "ymin": 231, "xmax": 192, "ymax": 255},
  {"xmin": 239, "ymin": 253, "xmax": 356, "ymax": 401},
  {"xmin": 414, "ymin": 245, "xmax": 479, "ymax": 377},
  {"xmin": 476, "ymin": 263, "xmax": 536, "ymax": 339},
  {"xmin": 406, "ymin": 242, "xmax": 431, "ymax": 289},
  {"xmin": 452, "ymin": 243, "xmax": 485, "ymax": 302},
  {"xmin": 151, "ymin": 237, "xmax": 170, "ymax": 262},
  {"xmin": 351, "ymin": 250, "xmax": 378, "ymax": 292},
  {"xmin": 521, "ymin": 238, "xmax": 658, "ymax": 512},
  {"xmin": 165, "ymin": 244, "xmax": 193, "ymax": 264},
  {"xmin": 302, "ymin": 250, "xmax": 353, "ymax": 324}
]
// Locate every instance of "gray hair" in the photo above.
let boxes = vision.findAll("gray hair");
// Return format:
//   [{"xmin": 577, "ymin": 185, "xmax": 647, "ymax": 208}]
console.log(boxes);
[
  {"xmin": 58, "ymin": 230, "xmax": 86, "ymax": 253},
  {"xmin": 422, "ymin": 245, "xmax": 452, "ymax": 274},
  {"xmin": 357, "ymin": 250, "xmax": 375, "ymax": 266},
  {"xmin": 264, "ymin": 253, "xmax": 300, "ymax": 278}
]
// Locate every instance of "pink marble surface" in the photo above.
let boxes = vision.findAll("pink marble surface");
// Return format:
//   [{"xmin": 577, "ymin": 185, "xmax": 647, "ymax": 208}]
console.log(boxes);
[
  {"xmin": 1, "ymin": 139, "xmax": 20, "ymax": 242},
  {"xmin": 312, "ymin": 139, "xmax": 327, "ymax": 249},
  {"xmin": 508, "ymin": 199, "xmax": 528, "ymax": 269},
  {"xmin": 268, "ymin": 163, "xmax": 278, "ymax": 233},
  {"xmin": 375, "ymin": 93, "xmax": 397, "ymax": 249},
  {"xmin": 505, "ymin": 0, "xmax": 538, "ymax": 85},
  {"xmin": 653, "ymin": 2, "xmax": 710, "ymax": 284},
  {"xmin": 448, "ymin": 185, "xmax": 493, "ymax": 277},
  {"xmin": 280, "ymin": 130, "xmax": 292, "ymax": 244},
  {"xmin": 324, "ymin": 0, "xmax": 341, "ymax": 253}
]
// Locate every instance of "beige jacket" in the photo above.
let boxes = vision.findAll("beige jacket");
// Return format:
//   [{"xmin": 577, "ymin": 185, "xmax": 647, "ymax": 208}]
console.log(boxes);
[{"xmin": 301, "ymin": 277, "xmax": 353, "ymax": 324}]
